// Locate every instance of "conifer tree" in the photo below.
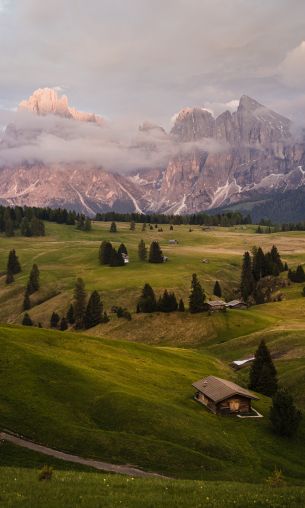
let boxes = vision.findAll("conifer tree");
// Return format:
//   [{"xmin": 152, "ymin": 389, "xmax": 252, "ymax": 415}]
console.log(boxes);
[
  {"xmin": 178, "ymin": 298, "xmax": 185, "ymax": 312},
  {"xmin": 85, "ymin": 290, "xmax": 103, "ymax": 329},
  {"xmin": 50, "ymin": 311, "xmax": 60, "ymax": 328},
  {"xmin": 118, "ymin": 243, "xmax": 128, "ymax": 256},
  {"xmin": 249, "ymin": 339, "xmax": 278, "ymax": 396},
  {"xmin": 109, "ymin": 221, "xmax": 117, "ymax": 233},
  {"xmin": 240, "ymin": 251, "xmax": 255, "ymax": 301},
  {"xmin": 27, "ymin": 264, "xmax": 40, "ymax": 294},
  {"xmin": 31, "ymin": 215, "xmax": 45, "ymax": 236},
  {"xmin": 270, "ymin": 389, "xmax": 302, "ymax": 437},
  {"xmin": 5, "ymin": 271, "xmax": 14, "ymax": 285},
  {"xmin": 138, "ymin": 239, "xmax": 147, "ymax": 261},
  {"xmin": 148, "ymin": 241, "xmax": 163, "ymax": 263},
  {"xmin": 130, "ymin": 221, "xmax": 136, "ymax": 231},
  {"xmin": 99, "ymin": 241, "xmax": 113, "ymax": 265},
  {"xmin": 252, "ymin": 247, "xmax": 265, "ymax": 280},
  {"xmin": 4, "ymin": 215, "xmax": 14, "ymax": 237},
  {"xmin": 270, "ymin": 245, "xmax": 284, "ymax": 272},
  {"xmin": 213, "ymin": 281, "xmax": 222, "ymax": 298},
  {"xmin": 189, "ymin": 274, "xmax": 205, "ymax": 313},
  {"xmin": 20, "ymin": 217, "xmax": 32, "ymax": 237},
  {"xmin": 73, "ymin": 278, "xmax": 86, "ymax": 329},
  {"xmin": 60, "ymin": 317, "xmax": 68, "ymax": 331},
  {"xmin": 158, "ymin": 290, "xmax": 178, "ymax": 312},
  {"xmin": 141, "ymin": 223, "xmax": 146, "ymax": 232},
  {"xmin": 110, "ymin": 248, "xmax": 125, "ymax": 266},
  {"xmin": 22, "ymin": 313, "xmax": 33, "ymax": 326},
  {"xmin": 284, "ymin": 262, "xmax": 288, "ymax": 271},
  {"xmin": 137, "ymin": 283, "xmax": 157, "ymax": 313},
  {"xmin": 84, "ymin": 218, "xmax": 92, "ymax": 231},
  {"xmin": 7, "ymin": 249, "xmax": 21, "ymax": 274},
  {"xmin": 296, "ymin": 265, "xmax": 305, "ymax": 282},
  {"xmin": 23, "ymin": 290, "xmax": 31, "ymax": 311},
  {"xmin": 66, "ymin": 304, "xmax": 75, "ymax": 325}
]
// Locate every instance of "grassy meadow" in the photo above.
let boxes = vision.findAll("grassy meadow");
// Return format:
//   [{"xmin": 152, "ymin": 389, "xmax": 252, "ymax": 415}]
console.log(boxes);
[{"xmin": 1, "ymin": 220, "xmax": 305, "ymax": 505}]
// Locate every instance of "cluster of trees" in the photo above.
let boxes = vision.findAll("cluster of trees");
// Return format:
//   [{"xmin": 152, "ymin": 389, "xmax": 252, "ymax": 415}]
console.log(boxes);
[
  {"xmin": 240, "ymin": 245, "xmax": 286, "ymax": 302},
  {"xmin": 137, "ymin": 284, "xmax": 184, "ymax": 313},
  {"xmin": 0, "ymin": 207, "xmax": 45, "ymax": 237},
  {"xmin": 76, "ymin": 216, "xmax": 92, "ymax": 231},
  {"xmin": 99, "ymin": 241, "xmax": 127, "ymax": 267},
  {"xmin": 288, "ymin": 265, "xmax": 305, "ymax": 283},
  {"xmin": 73, "ymin": 279, "xmax": 109, "ymax": 329},
  {"xmin": 95, "ymin": 211, "xmax": 251, "ymax": 227},
  {"xmin": 249, "ymin": 340, "xmax": 302, "ymax": 437}
]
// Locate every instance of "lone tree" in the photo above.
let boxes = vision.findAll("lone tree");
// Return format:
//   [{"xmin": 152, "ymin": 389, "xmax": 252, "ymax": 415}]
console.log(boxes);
[
  {"xmin": 109, "ymin": 221, "xmax": 117, "ymax": 233},
  {"xmin": 23, "ymin": 290, "xmax": 31, "ymax": 311},
  {"xmin": 249, "ymin": 339, "xmax": 278, "ymax": 396},
  {"xmin": 22, "ymin": 313, "xmax": 33, "ymax": 326},
  {"xmin": 213, "ymin": 281, "xmax": 222, "ymax": 298},
  {"xmin": 148, "ymin": 241, "xmax": 163, "ymax": 263},
  {"xmin": 189, "ymin": 274, "xmax": 205, "ymax": 313},
  {"xmin": 27, "ymin": 264, "xmax": 40, "ymax": 294},
  {"xmin": 7, "ymin": 249, "xmax": 21, "ymax": 274},
  {"xmin": 240, "ymin": 251, "xmax": 255, "ymax": 301},
  {"xmin": 50, "ymin": 311, "xmax": 60, "ymax": 328},
  {"xmin": 73, "ymin": 278, "xmax": 87, "ymax": 329},
  {"xmin": 138, "ymin": 239, "xmax": 147, "ymax": 261},
  {"xmin": 66, "ymin": 304, "xmax": 75, "ymax": 325},
  {"xmin": 130, "ymin": 221, "xmax": 136, "ymax": 231},
  {"xmin": 85, "ymin": 290, "xmax": 103, "ymax": 329},
  {"xmin": 137, "ymin": 283, "xmax": 157, "ymax": 313},
  {"xmin": 99, "ymin": 241, "xmax": 113, "ymax": 265},
  {"xmin": 5, "ymin": 271, "xmax": 14, "ymax": 285},
  {"xmin": 270, "ymin": 389, "xmax": 302, "ymax": 437}
]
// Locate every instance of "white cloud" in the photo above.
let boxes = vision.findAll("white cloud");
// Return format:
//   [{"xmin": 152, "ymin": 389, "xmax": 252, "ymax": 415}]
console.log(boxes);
[{"xmin": 278, "ymin": 41, "xmax": 305, "ymax": 88}]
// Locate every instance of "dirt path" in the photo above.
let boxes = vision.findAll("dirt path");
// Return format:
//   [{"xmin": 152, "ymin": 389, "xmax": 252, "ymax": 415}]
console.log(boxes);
[{"xmin": 0, "ymin": 431, "xmax": 166, "ymax": 478}]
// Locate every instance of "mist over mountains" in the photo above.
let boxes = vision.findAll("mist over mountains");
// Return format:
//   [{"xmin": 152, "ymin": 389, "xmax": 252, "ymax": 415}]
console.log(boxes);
[{"xmin": 0, "ymin": 87, "xmax": 305, "ymax": 217}]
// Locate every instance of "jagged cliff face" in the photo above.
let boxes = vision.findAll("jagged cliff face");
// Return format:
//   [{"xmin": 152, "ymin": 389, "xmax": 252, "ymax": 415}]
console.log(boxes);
[{"xmin": 0, "ymin": 89, "xmax": 304, "ymax": 215}]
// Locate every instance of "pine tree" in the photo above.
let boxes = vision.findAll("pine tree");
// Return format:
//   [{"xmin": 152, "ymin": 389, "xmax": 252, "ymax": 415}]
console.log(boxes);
[
  {"xmin": 23, "ymin": 290, "xmax": 31, "ymax": 311},
  {"xmin": 252, "ymin": 247, "xmax": 265, "ymax": 281},
  {"xmin": 138, "ymin": 239, "xmax": 147, "ymax": 261},
  {"xmin": 66, "ymin": 304, "xmax": 75, "ymax": 325},
  {"xmin": 110, "ymin": 248, "xmax": 125, "ymax": 267},
  {"xmin": 109, "ymin": 221, "xmax": 117, "ymax": 233},
  {"xmin": 5, "ymin": 271, "xmax": 14, "ymax": 285},
  {"xmin": 50, "ymin": 312, "xmax": 60, "ymax": 328},
  {"xmin": 84, "ymin": 290, "xmax": 103, "ymax": 329},
  {"xmin": 296, "ymin": 265, "xmax": 305, "ymax": 282},
  {"xmin": 31, "ymin": 215, "xmax": 45, "ymax": 236},
  {"xmin": 84, "ymin": 218, "xmax": 92, "ymax": 231},
  {"xmin": 249, "ymin": 339, "xmax": 277, "ymax": 395},
  {"xmin": 118, "ymin": 243, "xmax": 128, "ymax": 256},
  {"xmin": 240, "ymin": 251, "xmax": 255, "ymax": 301},
  {"xmin": 189, "ymin": 274, "xmax": 205, "ymax": 313},
  {"xmin": 22, "ymin": 313, "xmax": 33, "ymax": 326},
  {"xmin": 137, "ymin": 283, "xmax": 157, "ymax": 313},
  {"xmin": 148, "ymin": 241, "xmax": 163, "ymax": 263},
  {"xmin": 270, "ymin": 389, "xmax": 302, "ymax": 437},
  {"xmin": 178, "ymin": 298, "xmax": 185, "ymax": 312},
  {"xmin": 20, "ymin": 217, "xmax": 32, "ymax": 236},
  {"xmin": 73, "ymin": 278, "xmax": 86, "ymax": 329},
  {"xmin": 284, "ymin": 262, "xmax": 288, "ymax": 271},
  {"xmin": 99, "ymin": 241, "xmax": 113, "ymax": 265},
  {"xmin": 158, "ymin": 290, "xmax": 178, "ymax": 312},
  {"xmin": 141, "ymin": 223, "xmax": 146, "ymax": 232},
  {"xmin": 130, "ymin": 221, "xmax": 135, "ymax": 231},
  {"xmin": 4, "ymin": 215, "xmax": 14, "ymax": 237},
  {"xmin": 60, "ymin": 317, "xmax": 68, "ymax": 331},
  {"xmin": 213, "ymin": 281, "xmax": 222, "ymax": 298},
  {"xmin": 27, "ymin": 264, "xmax": 40, "ymax": 294},
  {"xmin": 7, "ymin": 249, "xmax": 21, "ymax": 274},
  {"xmin": 270, "ymin": 245, "xmax": 284, "ymax": 272}
]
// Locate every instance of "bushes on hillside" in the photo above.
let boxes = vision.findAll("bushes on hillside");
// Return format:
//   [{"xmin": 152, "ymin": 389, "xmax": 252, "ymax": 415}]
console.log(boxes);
[{"xmin": 288, "ymin": 265, "xmax": 305, "ymax": 283}]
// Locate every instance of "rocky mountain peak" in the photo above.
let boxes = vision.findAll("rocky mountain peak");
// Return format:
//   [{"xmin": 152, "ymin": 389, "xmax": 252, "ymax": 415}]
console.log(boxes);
[
  {"xmin": 18, "ymin": 88, "xmax": 103, "ymax": 125},
  {"xmin": 171, "ymin": 107, "xmax": 215, "ymax": 142}
]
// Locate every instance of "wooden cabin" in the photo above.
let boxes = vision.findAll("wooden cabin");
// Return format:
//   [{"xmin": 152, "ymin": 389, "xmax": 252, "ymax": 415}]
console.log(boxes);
[
  {"xmin": 192, "ymin": 376, "xmax": 259, "ymax": 415},
  {"xmin": 206, "ymin": 300, "xmax": 226, "ymax": 311},
  {"xmin": 225, "ymin": 300, "xmax": 248, "ymax": 309}
]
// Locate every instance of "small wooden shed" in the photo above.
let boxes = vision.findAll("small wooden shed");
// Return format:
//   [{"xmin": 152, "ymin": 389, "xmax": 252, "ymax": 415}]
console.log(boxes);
[{"xmin": 192, "ymin": 376, "xmax": 259, "ymax": 415}]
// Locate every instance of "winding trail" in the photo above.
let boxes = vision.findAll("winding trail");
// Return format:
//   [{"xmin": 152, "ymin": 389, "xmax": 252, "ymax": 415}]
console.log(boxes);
[{"xmin": 0, "ymin": 431, "xmax": 166, "ymax": 478}]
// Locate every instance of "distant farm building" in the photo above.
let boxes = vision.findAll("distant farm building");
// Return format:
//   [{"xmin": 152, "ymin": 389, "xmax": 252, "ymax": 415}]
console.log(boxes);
[
  {"xmin": 226, "ymin": 300, "xmax": 247, "ymax": 309},
  {"xmin": 192, "ymin": 376, "xmax": 259, "ymax": 415},
  {"xmin": 122, "ymin": 253, "xmax": 129, "ymax": 264},
  {"xmin": 168, "ymin": 239, "xmax": 178, "ymax": 244},
  {"xmin": 202, "ymin": 259, "xmax": 209, "ymax": 264},
  {"xmin": 207, "ymin": 300, "xmax": 226, "ymax": 311},
  {"xmin": 162, "ymin": 256, "xmax": 168, "ymax": 262}
]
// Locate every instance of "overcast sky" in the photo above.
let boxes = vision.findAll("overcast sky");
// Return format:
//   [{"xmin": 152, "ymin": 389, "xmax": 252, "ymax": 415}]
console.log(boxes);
[{"xmin": 1, "ymin": 0, "xmax": 305, "ymax": 127}]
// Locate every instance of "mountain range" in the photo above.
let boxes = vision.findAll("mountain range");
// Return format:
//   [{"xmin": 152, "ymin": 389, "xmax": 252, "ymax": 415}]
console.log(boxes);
[{"xmin": 0, "ymin": 88, "xmax": 304, "ymax": 218}]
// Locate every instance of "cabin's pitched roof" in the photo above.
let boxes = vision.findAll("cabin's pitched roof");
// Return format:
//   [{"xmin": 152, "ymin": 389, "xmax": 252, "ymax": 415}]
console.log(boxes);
[{"xmin": 192, "ymin": 376, "xmax": 259, "ymax": 403}]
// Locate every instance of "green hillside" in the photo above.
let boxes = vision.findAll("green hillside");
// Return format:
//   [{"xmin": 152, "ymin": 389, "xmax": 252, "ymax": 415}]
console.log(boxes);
[{"xmin": 1, "ymin": 324, "xmax": 305, "ymax": 483}]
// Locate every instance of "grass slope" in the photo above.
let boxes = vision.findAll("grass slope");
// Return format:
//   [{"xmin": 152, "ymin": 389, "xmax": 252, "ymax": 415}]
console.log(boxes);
[{"xmin": 1, "ymin": 324, "xmax": 305, "ymax": 483}]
